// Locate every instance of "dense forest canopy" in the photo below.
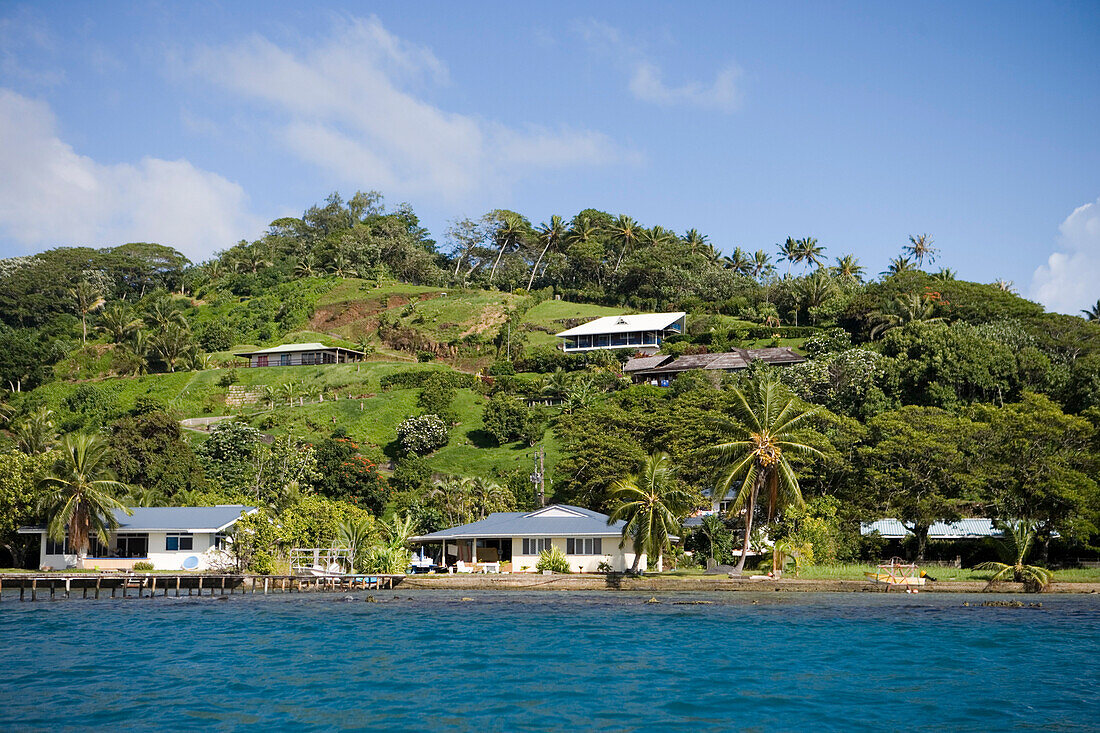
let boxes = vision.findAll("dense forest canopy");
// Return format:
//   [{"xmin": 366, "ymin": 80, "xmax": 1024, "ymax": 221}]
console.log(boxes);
[{"xmin": 1, "ymin": 190, "xmax": 1098, "ymax": 570}]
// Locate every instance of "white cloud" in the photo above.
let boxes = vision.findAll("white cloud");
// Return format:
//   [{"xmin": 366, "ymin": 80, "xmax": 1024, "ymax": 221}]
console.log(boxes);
[
  {"xmin": 187, "ymin": 16, "xmax": 630, "ymax": 203},
  {"xmin": 0, "ymin": 89, "xmax": 263, "ymax": 261},
  {"xmin": 578, "ymin": 20, "xmax": 741, "ymax": 112},
  {"xmin": 1029, "ymin": 197, "xmax": 1100, "ymax": 315}
]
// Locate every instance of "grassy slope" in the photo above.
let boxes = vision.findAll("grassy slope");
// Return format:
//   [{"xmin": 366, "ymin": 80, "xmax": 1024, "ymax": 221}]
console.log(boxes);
[{"xmin": 520, "ymin": 300, "xmax": 632, "ymax": 346}]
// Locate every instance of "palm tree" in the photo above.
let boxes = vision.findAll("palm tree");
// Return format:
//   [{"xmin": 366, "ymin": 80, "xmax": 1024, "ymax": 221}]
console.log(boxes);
[
  {"xmin": 833, "ymin": 254, "xmax": 865, "ymax": 284},
  {"xmin": 294, "ymin": 256, "xmax": 317, "ymax": 278},
  {"xmin": 799, "ymin": 269, "xmax": 837, "ymax": 324},
  {"xmin": 98, "ymin": 302, "xmax": 142, "ymax": 344},
  {"xmin": 127, "ymin": 329, "xmax": 150, "ymax": 375},
  {"xmin": 205, "ymin": 260, "xmax": 225, "ymax": 281},
  {"xmin": 795, "ymin": 237, "xmax": 826, "ymax": 271},
  {"xmin": 528, "ymin": 215, "xmax": 566, "ymax": 290},
  {"xmin": 330, "ymin": 254, "xmax": 354, "ymax": 278},
  {"xmin": 932, "ymin": 267, "xmax": 957, "ymax": 282},
  {"xmin": 992, "ymin": 278, "xmax": 1016, "ymax": 293},
  {"xmin": 749, "ymin": 250, "xmax": 776, "ymax": 280},
  {"xmin": 609, "ymin": 214, "xmax": 640, "ymax": 276},
  {"xmin": 279, "ymin": 381, "xmax": 300, "ymax": 405},
  {"xmin": 541, "ymin": 368, "xmax": 572, "ymax": 399},
  {"xmin": 563, "ymin": 377, "xmax": 599, "ymax": 413},
  {"xmin": 869, "ymin": 293, "xmax": 942, "ymax": 339},
  {"xmin": 1082, "ymin": 300, "xmax": 1100, "ymax": 322},
  {"xmin": 37, "ymin": 433, "xmax": 131, "ymax": 559},
  {"xmin": 488, "ymin": 211, "xmax": 527, "ymax": 286},
  {"xmin": 14, "ymin": 408, "xmax": 59, "ymax": 455},
  {"xmin": 608, "ymin": 452, "xmax": 691, "ymax": 573},
  {"xmin": 145, "ymin": 300, "xmax": 187, "ymax": 330},
  {"xmin": 260, "ymin": 384, "xmax": 279, "ymax": 409},
  {"xmin": 707, "ymin": 378, "xmax": 823, "ymax": 575},
  {"xmin": 723, "ymin": 247, "xmax": 751, "ymax": 276},
  {"xmin": 682, "ymin": 228, "xmax": 709, "ymax": 255},
  {"xmin": 904, "ymin": 233, "xmax": 937, "ymax": 267},
  {"xmin": 881, "ymin": 255, "xmax": 916, "ymax": 277},
  {"xmin": 641, "ymin": 225, "xmax": 675, "ymax": 247},
  {"xmin": 337, "ymin": 515, "xmax": 374, "ymax": 572},
  {"xmin": 778, "ymin": 238, "xmax": 799, "ymax": 277},
  {"xmin": 977, "ymin": 520, "xmax": 1053, "ymax": 592},
  {"xmin": 151, "ymin": 322, "xmax": 193, "ymax": 372},
  {"xmin": 70, "ymin": 281, "xmax": 106, "ymax": 346}
]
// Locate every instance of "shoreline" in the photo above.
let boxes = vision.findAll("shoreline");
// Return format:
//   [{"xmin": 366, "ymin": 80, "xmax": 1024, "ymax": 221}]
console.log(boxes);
[{"xmin": 400, "ymin": 574, "xmax": 1100, "ymax": 594}]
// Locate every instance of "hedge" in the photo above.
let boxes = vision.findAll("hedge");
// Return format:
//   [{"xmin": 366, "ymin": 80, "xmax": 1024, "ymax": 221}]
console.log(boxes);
[{"xmin": 379, "ymin": 370, "xmax": 478, "ymax": 391}]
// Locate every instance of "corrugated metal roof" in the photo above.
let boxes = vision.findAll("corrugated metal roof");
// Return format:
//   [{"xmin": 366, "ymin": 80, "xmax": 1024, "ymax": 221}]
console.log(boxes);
[
  {"xmin": 411, "ymin": 505, "xmax": 627, "ymax": 540},
  {"xmin": 860, "ymin": 518, "xmax": 1005, "ymax": 539},
  {"xmin": 624, "ymin": 355, "xmax": 673, "ymax": 372},
  {"xmin": 556, "ymin": 312, "xmax": 685, "ymax": 337},
  {"xmin": 234, "ymin": 343, "xmax": 364, "ymax": 356},
  {"xmin": 745, "ymin": 347, "xmax": 806, "ymax": 365},
  {"xmin": 631, "ymin": 348, "xmax": 804, "ymax": 376}
]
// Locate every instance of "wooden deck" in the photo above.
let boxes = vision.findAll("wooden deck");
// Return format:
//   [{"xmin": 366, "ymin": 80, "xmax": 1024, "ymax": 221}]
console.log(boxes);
[{"xmin": 0, "ymin": 573, "xmax": 404, "ymax": 601}]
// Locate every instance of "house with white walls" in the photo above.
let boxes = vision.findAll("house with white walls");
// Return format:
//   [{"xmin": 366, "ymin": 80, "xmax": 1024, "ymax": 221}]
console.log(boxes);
[
  {"xmin": 410, "ymin": 504, "xmax": 662, "ymax": 573},
  {"xmin": 556, "ymin": 312, "xmax": 686, "ymax": 355},
  {"xmin": 19, "ymin": 505, "xmax": 256, "ymax": 571}
]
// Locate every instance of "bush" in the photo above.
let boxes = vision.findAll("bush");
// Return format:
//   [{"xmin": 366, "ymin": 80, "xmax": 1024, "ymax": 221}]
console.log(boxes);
[
  {"xmin": 380, "ymin": 370, "xmax": 477, "ymax": 391},
  {"xmin": 418, "ymin": 375, "xmax": 457, "ymax": 424},
  {"xmin": 488, "ymin": 360, "xmax": 515, "ymax": 376},
  {"xmin": 132, "ymin": 561, "xmax": 154, "ymax": 571},
  {"xmin": 536, "ymin": 546, "xmax": 570, "ymax": 573},
  {"xmin": 483, "ymin": 394, "xmax": 540, "ymax": 445},
  {"xmin": 196, "ymin": 320, "xmax": 235, "ymax": 352},
  {"xmin": 390, "ymin": 456, "xmax": 432, "ymax": 493},
  {"xmin": 217, "ymin": 368, "xmax": 238, "ymax": 388},
  {"xmin": 416, "ymin": 350, "xmax": 436, "ymax": 362},
  {"xmin": 396, "ymin": 414, "xmax": 450, "ymax": 455}
]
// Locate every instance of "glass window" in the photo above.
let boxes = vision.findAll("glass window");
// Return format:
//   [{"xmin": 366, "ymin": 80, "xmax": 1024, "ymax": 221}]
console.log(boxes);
[
  {"xmin": 116, "ymin": 533, "xmax": 149, "ymax": 558},
  {"xmin": 566, "ymin": 538, "xmax": 603, "ymax": 555},
  {"xmin": 522, "ymin": 538, "xmax": 552, "ymax": 554},
  {"xmin": 280, "ymin": 354, "xmax": 290, "ymax": 366},
  {"xmin": 215, "ymin": 533, "xmax": 229, "ymax": 550},
  {"xmin": 165, "ymin": 533, "xmax": 193, "ymax": 551},
  {"xmin": 596, "ymin": 334, "xmax": 610, "ymax": 348}
]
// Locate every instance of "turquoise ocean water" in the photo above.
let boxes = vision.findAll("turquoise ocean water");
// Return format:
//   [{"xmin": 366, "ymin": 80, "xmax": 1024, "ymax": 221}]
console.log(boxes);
[{"xmin": 1, "ymin": 590, "xmax": 1098, "ymax": 731}]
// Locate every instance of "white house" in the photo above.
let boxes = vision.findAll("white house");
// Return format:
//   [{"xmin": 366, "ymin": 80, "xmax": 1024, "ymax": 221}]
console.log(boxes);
[
  {"xmin": 556, "ymin": 312, "xmax": 686, "ymax": 355},
  {"xmin": 19, "ymin": 505, "xmax": 256, "ymax": 571},
  {"xmin": 235, "ymin": 342, "xmax": 365, "ymax": 368},
  {"xmin": 409, "ymin": 504, "xmax": 658, "ymax": 573}
]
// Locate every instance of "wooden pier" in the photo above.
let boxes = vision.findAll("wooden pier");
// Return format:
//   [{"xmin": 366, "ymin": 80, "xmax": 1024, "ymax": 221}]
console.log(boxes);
[{"xmin": 0, "ymin": 573, "xmax": 403, "ymax": 602}]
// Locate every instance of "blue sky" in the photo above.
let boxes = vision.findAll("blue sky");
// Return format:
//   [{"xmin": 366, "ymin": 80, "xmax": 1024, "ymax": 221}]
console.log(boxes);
[{"xmin": 1, "ymin": 1, "xmax": 1098, "ymax": 312}]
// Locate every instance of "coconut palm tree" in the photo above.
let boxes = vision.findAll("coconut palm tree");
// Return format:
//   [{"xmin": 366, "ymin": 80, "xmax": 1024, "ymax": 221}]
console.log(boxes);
[
  {"xmin": 608, "ymin": 452, "xmax": 692, "ymax": 573},
  {"xmin": 563, "ymin": 377, "xmax": 599, "ymax": 413},
  {"xmin": 151, "ymin": 322, "xmax": 193, "ymax": 372},
  {"xmin": 609, "ymin": 214, "xmax": 641, "ymax": 276},
  {"xmin": 145, "ymin": 300, "xmax": 187, "ymax": 330},
  {"xmin": 707, "ymin": 378, "xmax": 823, "ymax": 575},
  {"xmin": 749, "ymin": 250, "xmax": 776, "ymax": 280},
  {"xmin": 932, "ymin": 267, "xmax": 957, "ymax": 282},
  {"xmin": 992, "ymin": 278, "xmax": 1016, "ymax": 293},
  {"xmin": 329, "ymin": 254, "xmax": 354, "ymax": 278},
  {"xmin": 799, "ymin": 269, "xmax": 837, "ymax": 324},
  {"xmin": 977, "ymin": 520, "xmax": 1053, "ymax": 592},
  {"xmin": 833, "ymin": 254, "xmax": 865, "ymax": 284},
  {"xmin": 723, "ymin": 247, "xmax": 751, "ymax": 276},
  {"xmin": 488, "ymin": 211, "xmax": 527, "ymax": 286},
  {"xmin": 778, "ymin": 238, "xmax": 799, "ymax": 277},
  {"xmin": 904, "ymin": 233, "xmax": 937, "ymax": 267},
  {"xmin": 37, "ymin": 433, "xmax": 131, "ymax": 559},
  {"xmin": 1082, "ymin": 300, "xmax": 1100, "ymax": 322},
  {"xmin": 98, "ymin": 302, "xmax": 142, "ymax": 344},
  {"xmin": 869, "ymin": 293, "xmax": 942, "ymax": 339},
  {"xmin": 528, "ymin": 215, "xmax": 566, "ymax": 290},
  {"xmin": 541, "ymin": 368, "xmax": 572, "ymax": 399},
  {"xmin": 795, "ymin": 237, "xmax": 826, "ymax": 272},
  {"xmin": 70, "ymin": 281, "xmax": 106, "ymax": 346},
  {"xmin": 205, "ymin": 260, "xmax": 225, "ymax": 281},
  {"xmin": 881, "ymin": 255, "xmax": 916, "ymax": 277},
  {"xmin": 682, "ymin": 228, "xmax": 709, "ymax": 255},
  {"xmin": 337, "ymin": 515, "xmax": 374, "ymax": 572}
]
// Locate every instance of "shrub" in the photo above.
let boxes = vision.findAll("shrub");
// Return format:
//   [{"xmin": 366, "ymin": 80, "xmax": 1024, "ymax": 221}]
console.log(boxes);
[
  {"xmin": 416, "ymin": 350, "xmax": 436, "ymax": 362},
  {"xmin": 418, "ymin": 375, "xmax": 457, "ymax": 423},
  {"xmin": 390, "ymin": 456, "xmax": 432, "ymax": 493},
  {"xmin": 132, "ymin": 561, "xmax": 154, "ymax": 571},
  {"xmin": 217, "ymin": 368, "xmax": 238, "ymax": 388},
  {"xmin": 482, "ymin": 394, "xmax": 538, "ymax": 445},
  {"xmin": 488, "ymin": 360, "xmax": 515, "ymax": 376},
  {"xmin": 396, "ymin": 414, "xmax": 450, "ymax": 455},
  {"xmin": 380, "ymin": 370, "xmax": 477, "ymax": 391},
  {"xmin": 536, "ymin": 546, "xmax": 570, "ymax": 573}
]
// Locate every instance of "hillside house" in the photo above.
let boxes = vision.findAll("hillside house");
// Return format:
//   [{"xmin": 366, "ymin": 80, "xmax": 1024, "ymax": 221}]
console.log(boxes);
[
  {"xmin": 555, "ymin": 312, "xmax": 686, "ymax": 355},
  {"xmin": 624, "ymin": 348, "xmax": 806, "ymax": 386},
  {"xmin": 235, "ymin": 342, "xmax": 365, "ymax": 368}
]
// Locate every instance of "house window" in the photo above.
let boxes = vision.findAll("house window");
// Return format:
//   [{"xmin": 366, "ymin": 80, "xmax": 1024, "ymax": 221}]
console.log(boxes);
[
  {"xmin": 566, "ymin": 538, "xmax": 603, "ymax": 555},
  {"xmin": 165, "ymin": 533, "xmax": 194, "ymax": 551},
  {"xmin": 578, "ymin": 335, "xmax": 592, "ymax": 349},
  {"xmin": 596, "ymin": 334, "xmax": 610, "ymax": 348},
  {"xmin": 215, "ymin": 533, "xmax": 230, "ymax": 550},
  {"xmin": 280, "ymin": 354, "xmax": 290, "ymax": 366},
  {"xmin": 115, "ymin": 533, "xmax": 148, "ymax": 558},
  {"xmin": 521, "ymin": 538, "xmax": 552, "ymax": 554},
  {"xmin": 323, "ymin": 352, "xmax": 336, "ymax": 364},
  {"xmin": 45, "ymin": 535, "xmax": 69, "ymax": 555}
]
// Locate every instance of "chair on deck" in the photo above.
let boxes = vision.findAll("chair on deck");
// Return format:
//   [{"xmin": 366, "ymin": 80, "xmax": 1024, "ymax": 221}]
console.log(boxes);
[{"xmin": 455, "ymin": 561, "xmax": 474, "ymax": 574}]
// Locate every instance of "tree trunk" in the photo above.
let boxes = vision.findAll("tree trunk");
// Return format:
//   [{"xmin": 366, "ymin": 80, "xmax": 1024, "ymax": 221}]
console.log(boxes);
[
  {"xmin": 527, "ymin": 241, "xmax": 552, "ymax": 291},
  {"xmin": 488, "ymin": 242, "xmax": 507, "ymax": 285},
  {"xmin": 613, "ymin": 238, "xmax": 630, "ymax": 275},
  {"xmin": 734, "ymin": 472, "xmax": 763, "ymax": 575},
  {"xmin": 81, "ymin": 314, "xmax": 88, "ymax": 345},
  {"xmin": 914, "ymin": 524, "xmax": 929, "ymax": 561},
  {"xmin": 630, "ymin": 544, "xmax": 642, "ymax": 573}
]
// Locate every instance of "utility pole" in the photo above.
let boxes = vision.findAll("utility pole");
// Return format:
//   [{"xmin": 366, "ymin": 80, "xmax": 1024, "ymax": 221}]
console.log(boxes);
[{"xmin": 529, "ymin": 446, "xmax": 545, "ymax": 507}]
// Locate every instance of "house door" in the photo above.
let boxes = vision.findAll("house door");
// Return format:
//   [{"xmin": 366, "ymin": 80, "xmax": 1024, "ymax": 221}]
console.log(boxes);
[{"xmin": 257, "ymin": 355, "xmax": 269, "ymax": 367}]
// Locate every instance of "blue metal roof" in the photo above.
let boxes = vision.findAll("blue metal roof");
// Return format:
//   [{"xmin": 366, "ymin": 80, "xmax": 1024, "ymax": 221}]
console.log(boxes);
[
  {"xmin": 20, "ymin": 505, "xmax": 256, "ymax": 534},
  {"xmin": 411, "ymin": 505, "xmax": 627, "ymax": 541},
  {"xmin": 860, "ymin": 518, "xmax": 1005, "ymax": 540}
]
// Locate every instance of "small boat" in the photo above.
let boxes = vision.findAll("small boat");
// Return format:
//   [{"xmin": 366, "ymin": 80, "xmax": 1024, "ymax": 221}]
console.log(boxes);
[
  {"xmin": 865, "ymin": 557, "xmax": 927, "ymax": 588},
  {"xmin": 290, "ymin": 547, "xmax": 352, "ymax": 577}
]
